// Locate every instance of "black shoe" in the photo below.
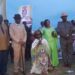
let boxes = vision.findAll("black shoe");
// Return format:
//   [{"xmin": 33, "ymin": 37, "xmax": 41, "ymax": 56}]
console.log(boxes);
[
  {"xmin": 63, "ymin": 64, "xmax": 71, "ymax": 68},
  {"xmin": 72, "ymin": 52, "xmax": 75, "ymax": 55}
]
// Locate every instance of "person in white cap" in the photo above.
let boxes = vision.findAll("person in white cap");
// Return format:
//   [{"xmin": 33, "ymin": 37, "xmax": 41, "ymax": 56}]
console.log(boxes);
[
  {"xmin": 57, "ymin": 12, "xmax": 73, "ymax": 67},
  {"xmin": 9, "ymin": 14, "xmax": 27, "ymax": 75}
]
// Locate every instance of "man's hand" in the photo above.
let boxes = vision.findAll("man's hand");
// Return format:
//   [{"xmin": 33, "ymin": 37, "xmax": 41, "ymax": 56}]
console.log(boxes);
[
  {"xmin": 19, "ymin": 39, "xmax": 25, "ymax": 46},
  {"xmin": 65, "ymin": 34, "xmax": 70, "ymax": 39},
  {"xmin": 37, "ymin": 39, "xmax": 42, "ymax": 46}
]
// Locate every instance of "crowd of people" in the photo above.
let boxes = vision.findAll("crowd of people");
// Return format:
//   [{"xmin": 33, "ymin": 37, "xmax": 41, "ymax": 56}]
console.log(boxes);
[{"xmin": 0, "ymin": 12, "xmax": 75, "ymax": 75}]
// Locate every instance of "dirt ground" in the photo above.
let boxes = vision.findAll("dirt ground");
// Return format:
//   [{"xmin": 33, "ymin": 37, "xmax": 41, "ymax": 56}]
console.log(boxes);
[{"xmin": 7, "ymin": 59, "xmax": 75, "ymax": 75}]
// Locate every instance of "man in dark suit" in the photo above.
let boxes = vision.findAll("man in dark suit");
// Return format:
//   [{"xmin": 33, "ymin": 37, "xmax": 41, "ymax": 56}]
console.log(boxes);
[{"xmin": 57, "ymin": 13, "xmax": 73, "ymax": 67}]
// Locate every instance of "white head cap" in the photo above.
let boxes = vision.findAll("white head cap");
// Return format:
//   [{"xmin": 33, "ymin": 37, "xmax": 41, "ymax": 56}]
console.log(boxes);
[{"xmin": 61, "ymin": 12, "xmax": 68, "ymax": 17}]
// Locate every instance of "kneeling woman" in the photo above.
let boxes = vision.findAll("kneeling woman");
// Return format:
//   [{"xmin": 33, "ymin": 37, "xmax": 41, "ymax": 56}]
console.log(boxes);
[{"xmin": 30, "ymin": 30, "xmax": 51, "ymax": 75}]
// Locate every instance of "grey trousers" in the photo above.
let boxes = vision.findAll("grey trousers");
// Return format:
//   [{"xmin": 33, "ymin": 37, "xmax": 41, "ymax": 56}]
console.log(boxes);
[{"xmin": 61, "ymin": 42, "xmax": 73, "ymax": 65}]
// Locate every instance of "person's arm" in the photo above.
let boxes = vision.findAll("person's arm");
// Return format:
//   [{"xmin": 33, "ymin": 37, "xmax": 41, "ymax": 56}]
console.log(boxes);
[
  {"xmin": 23, "ymin": 26, "xmax": 27, "ymax": 43},
  {"xmin": 9, "ymin": 25, "xmax": 19, "ymax": 42},
  {"xmin": 31, "ymin": 46, "xmax": 36, "ymax": 64},
  {"xmin": 31, "ymin": 39, "xmax": 39, "ymax": 49},
  {"xmin": 69, "ymin": 23, "xmax": 73, "ymax": 42},
  {"xmin": 69, "ymin": 23, "xmax": 73, "ymax": 36},
  {"xmin": 31, "ymin": 39, "xmax": 39, "ymax": 64},
  {"xmin": 57, "ymin": 22, "xmax": 67, "ymax": 39},
  {"xmin": 57, "ymin": 22, "xmax": 62, "ymax": 35}
]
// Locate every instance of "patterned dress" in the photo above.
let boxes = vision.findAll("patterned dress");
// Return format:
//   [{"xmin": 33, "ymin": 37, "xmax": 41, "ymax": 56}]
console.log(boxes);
[
  {"xmin": 30, "ymin": 39, "xmax": 49, "ymax": 74},
  {"xmin": 41, "ymin": 27, "xmax": 59, "ymax": 67}
]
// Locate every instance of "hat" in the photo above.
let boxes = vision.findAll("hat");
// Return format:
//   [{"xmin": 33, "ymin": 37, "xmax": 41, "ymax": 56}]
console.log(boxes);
[
  {"xmin": 14, "ymin": 14, "xmax": 21, "ymax": 19},
  {"xmin": 61, "ymin": 12, "xmax": 68, "ymax": 17}
]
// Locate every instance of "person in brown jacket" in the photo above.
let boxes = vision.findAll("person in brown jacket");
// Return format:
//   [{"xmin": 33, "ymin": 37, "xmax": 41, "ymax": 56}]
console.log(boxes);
[{"xmin": 0, "ymin": 15, "xmax": 9, "ymax": 75}]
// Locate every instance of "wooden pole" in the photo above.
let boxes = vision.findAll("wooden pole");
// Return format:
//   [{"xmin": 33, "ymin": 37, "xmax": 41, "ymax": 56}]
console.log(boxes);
[{"xmin": 1, "ymin": 0, "xmax": 6, "ymax": 19}]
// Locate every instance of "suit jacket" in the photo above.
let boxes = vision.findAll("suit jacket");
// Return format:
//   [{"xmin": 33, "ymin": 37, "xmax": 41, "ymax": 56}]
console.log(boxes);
[
  {"xmin": 0, "ymin": 24, "xmax": 9, "ymax": 50},
  {"xmin": 57, "ymin": 21, "xmax": 73, "ymax": 44},
  {"xmin": 9, "ymin": 23, "xmax": 27, "ymax": 43}
]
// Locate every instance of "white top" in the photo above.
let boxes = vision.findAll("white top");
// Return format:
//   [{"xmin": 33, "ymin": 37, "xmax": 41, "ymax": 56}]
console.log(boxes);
[{"xmin": 31, "ymin": 38, "xmax": 49, "ymax": 50}]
